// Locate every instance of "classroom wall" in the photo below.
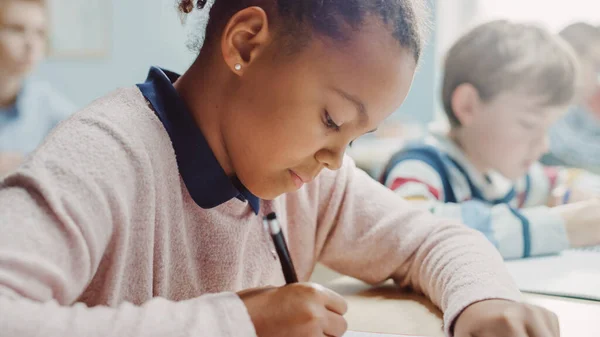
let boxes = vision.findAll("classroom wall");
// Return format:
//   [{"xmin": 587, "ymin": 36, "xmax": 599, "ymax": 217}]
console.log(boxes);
[
  {"xmin": 390, "ymin": 0, "xmax": 438, "ymax": 124},
  {"xmin": 432, "ymin": 0, "xmax": 478, "ymax": 126},
  {"xmin": 32, "ymin": 0, "xmax": 198, "ymax": 108}
]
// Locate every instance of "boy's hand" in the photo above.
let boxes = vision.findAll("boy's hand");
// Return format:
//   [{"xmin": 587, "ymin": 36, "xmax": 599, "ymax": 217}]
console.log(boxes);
[
  {"xmin": 550, "ymin": 169, "xmax": 600, "ymax": 206},
  {"xmin": 454, "ymin": 299, "xmax": 559, "ymax": 337},
  {"xmin": 238, "ymin": 283, "xmax": 348, "ymax": 337},
  {"xmin": 551, "ymin": 198, "xmax": 600, "ymax": 247},
  {"xmin": 549, "ymin": 186, "xmax": 595, "ymax": 207}
]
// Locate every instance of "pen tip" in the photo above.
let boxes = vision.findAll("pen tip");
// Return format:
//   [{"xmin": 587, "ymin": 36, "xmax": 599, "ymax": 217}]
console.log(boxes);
[{"xmin": 265, "ymin": 212, "xmax": 277, "ymax": 221}]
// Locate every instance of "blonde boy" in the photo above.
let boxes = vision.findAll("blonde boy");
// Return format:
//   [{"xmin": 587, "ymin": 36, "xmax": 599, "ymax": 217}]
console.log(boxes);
[
  {"xmin": 382, "ymin": 20, "xmax": 600, "ymax": 259},
  {"xmin": 546, "ymin": 22, "xmax": 600, "ymax": 172}
]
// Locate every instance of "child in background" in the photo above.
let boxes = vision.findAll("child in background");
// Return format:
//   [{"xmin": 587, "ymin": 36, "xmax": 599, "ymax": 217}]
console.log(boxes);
[
  {"xmin": 383, "ymin": 20, "xmax": 600, "ymax": 260},
  {"xmin": 0, "ymin": 0, "xmax": 75, "ymax": 173},
  {"xmin": 0, "ymin": 2, "xmax": 558, "ymax": 337},
  {"xmin": 545, "ymin": 22, "xmax": 600, "ymax": 173}
]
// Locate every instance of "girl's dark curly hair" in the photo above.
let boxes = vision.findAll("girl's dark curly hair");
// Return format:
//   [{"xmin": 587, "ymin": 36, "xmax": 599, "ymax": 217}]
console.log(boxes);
[{"xmin": 179, "ymin": 0, "xmax": 428, "ymax": 61}]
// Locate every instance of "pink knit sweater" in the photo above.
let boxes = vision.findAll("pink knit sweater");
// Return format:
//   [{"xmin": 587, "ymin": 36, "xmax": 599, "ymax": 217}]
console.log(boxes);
[{"xmin": 0, "ymin": 87, "xmax": 521, "ymax": 336}]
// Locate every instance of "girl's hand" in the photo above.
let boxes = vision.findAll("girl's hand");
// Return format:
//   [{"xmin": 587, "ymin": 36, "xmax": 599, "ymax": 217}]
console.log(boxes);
[
  {"xmin": 239, "ymin": 283, "xmax": 348, "ymax": 337},
  {"xmin": 454, "ymin": 299, "xmax": 559, "ymax": 337}
]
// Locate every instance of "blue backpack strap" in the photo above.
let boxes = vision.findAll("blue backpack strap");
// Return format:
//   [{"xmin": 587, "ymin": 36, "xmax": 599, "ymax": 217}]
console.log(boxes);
[
  {"xmin": 445, "ymin": 157, "xmax": 486, "ymax": 201},
  {"xmin": 518, "ymin": 173, "xmax": 532, "ymax": 207},
  {"xmin": 381, "ymin": 144, "xmax": 457, "ymax": 203},
  {"xmin": 445, "ymin": 156, "xmax": 516, "ymax": 204},
  {"xmin": 493, "ymin": 188, "xmax": 517, "ymax": 205},
  {"xmin": 383, "ymin": 144, "xmax": 518, "ymax": 205}
]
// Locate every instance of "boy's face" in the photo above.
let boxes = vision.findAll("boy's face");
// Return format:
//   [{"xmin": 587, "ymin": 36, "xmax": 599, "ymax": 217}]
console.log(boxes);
[
  {"xmin": 0, "ymin": 0, "xmax": 47, "ymax": 78},
  {"xmin": 582, "ymin": 51, "xmax": 600, "ymax": 116},
  {"xmin": 462, "ymin": 91, "xmax": 567, "ymax": 180},
  {"xmin": 221, "ymin": 20, "xmax": 416, "ymax": 199},
  {"xmin": 587, "ymin": 87, "xmax": 600, "ymax": 117},
  {"xmin": 579, "ymin": 52, "xmax": 600, "ymax": 102}
]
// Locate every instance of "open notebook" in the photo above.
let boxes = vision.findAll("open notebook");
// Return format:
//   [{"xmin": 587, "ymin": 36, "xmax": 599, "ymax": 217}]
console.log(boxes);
[{"xmin": 505, "ymin": 246, "xmax": 600, "ymax": 301}]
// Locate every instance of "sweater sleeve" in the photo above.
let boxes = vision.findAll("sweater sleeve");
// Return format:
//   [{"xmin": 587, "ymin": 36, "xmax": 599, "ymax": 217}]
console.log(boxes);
[
  {"xmin": 0, "ymin": 107, "xmax": 256, "ymax": 337},
  {"xmin": 315, "ymin": 156, "xmax": 522, "ymax": 336}
]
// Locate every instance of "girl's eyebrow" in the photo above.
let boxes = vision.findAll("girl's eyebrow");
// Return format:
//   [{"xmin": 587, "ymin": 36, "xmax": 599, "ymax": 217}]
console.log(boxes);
[{"xmin": 333, "ymin": 87, "xmax": 368, "ymax": 126}]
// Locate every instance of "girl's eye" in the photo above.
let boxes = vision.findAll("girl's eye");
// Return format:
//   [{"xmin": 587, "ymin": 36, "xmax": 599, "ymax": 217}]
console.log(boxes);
[{"xmin": 324, "ymin": 110, "xmax": 341, "ymax": 132}]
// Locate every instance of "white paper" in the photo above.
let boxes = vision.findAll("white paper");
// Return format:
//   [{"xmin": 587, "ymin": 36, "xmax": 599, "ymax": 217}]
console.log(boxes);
[{"xmin": 505, "ymin": 249, "xmax": 600, "ymax": 301}]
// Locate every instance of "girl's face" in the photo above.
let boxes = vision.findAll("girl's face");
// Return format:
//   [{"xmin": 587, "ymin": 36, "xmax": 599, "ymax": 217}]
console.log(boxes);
[
  {"xmin": 220, "ymin": 17, "xmax": 417, "ymax": 199},
  {"xmin": 0, "ymin": 0, "xmax": 47, "ymax": 78}
]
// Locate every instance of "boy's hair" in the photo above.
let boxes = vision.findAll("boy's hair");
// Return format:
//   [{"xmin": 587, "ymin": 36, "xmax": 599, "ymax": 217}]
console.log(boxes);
[
  {"xmin": 558, "ymin": 22, "xmax": 600, "ymax": 61},
  {"xmin": 178, "ymin": 0, "xmax": 429, "ymax": 62},
  {"xmin": 442, "ymin": 20, "xmax": 578, "ymax": 127}
]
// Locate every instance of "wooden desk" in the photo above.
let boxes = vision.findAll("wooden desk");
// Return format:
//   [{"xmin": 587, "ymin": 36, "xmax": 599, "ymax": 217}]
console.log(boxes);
[{"xmin": 327, "ymin": 277, "xmax": 600, "ymax": 337}]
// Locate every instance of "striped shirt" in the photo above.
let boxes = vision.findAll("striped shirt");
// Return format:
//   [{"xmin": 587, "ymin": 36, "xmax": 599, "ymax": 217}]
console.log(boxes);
[{"xmin": 382, "ymin": 133, "xmax": 570, "ymax": 260}]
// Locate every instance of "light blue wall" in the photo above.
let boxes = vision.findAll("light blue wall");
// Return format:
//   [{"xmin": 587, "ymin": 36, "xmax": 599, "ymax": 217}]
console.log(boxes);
[
  {"xmin": 33, "ymin": 0, "xmax": 438, "ymax": 123},
  {"xmin": 32, "ymin": 0, "xmax": 197, "ymax": 108},
  {"xmin": 390, "ymin": 0, "xmax": 437, "ymax": 124}
]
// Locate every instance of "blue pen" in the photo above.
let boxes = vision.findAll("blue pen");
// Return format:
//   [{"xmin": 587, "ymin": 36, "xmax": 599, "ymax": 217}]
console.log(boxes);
[{"xmin": 562, "ymin": 188, "xmax": 571, "ymax": 205}]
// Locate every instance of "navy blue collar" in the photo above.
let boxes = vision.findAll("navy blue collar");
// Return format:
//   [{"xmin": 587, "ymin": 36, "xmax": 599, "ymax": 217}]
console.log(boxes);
[{"xmin": 136, "ymin": 66, "xmax": 260, "ymax": 214}]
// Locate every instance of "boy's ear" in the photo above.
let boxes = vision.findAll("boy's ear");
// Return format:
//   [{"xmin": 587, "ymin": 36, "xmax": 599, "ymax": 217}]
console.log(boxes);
[{"xmin": 451, "ymin": 83, "xmax": 482, "ymax": 127}]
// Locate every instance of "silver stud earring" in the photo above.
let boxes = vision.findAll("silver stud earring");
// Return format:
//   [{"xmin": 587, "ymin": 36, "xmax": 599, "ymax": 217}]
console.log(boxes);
[{"xmin": 234, "ymin": 63, "xmax": 242, "ymax": 71}]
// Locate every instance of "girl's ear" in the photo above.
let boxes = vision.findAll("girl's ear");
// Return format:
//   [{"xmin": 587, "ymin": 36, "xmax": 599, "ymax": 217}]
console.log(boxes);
[{"xmin": 220, "ymin": 6, "xmax": 272, "ymax": 75}]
